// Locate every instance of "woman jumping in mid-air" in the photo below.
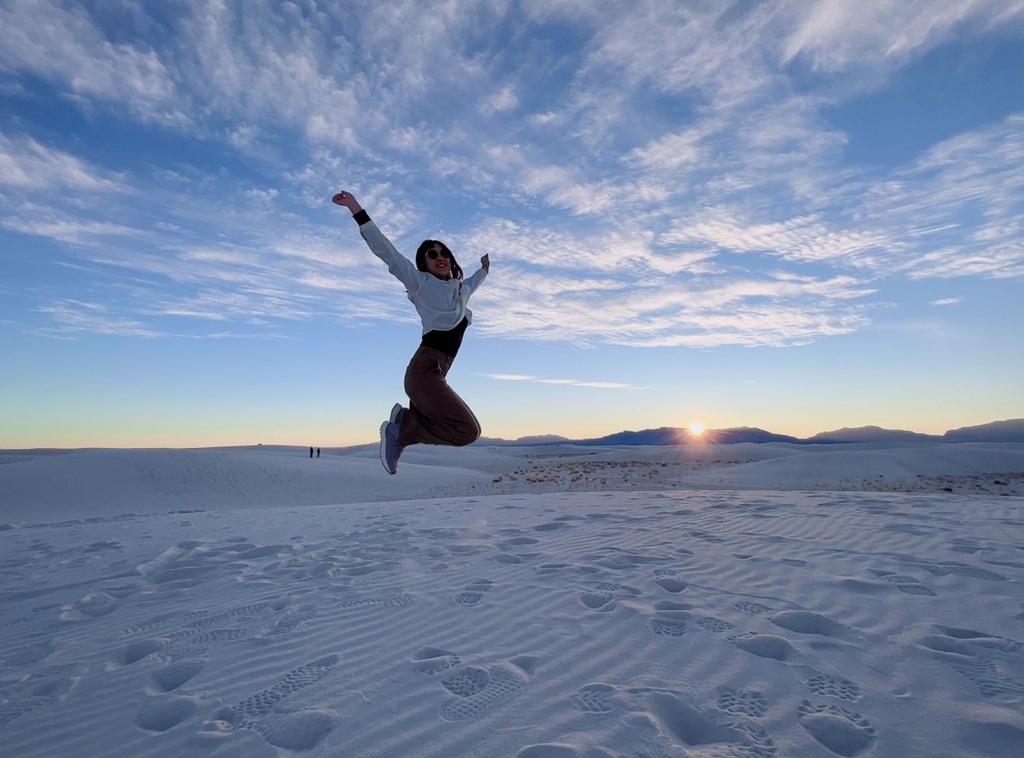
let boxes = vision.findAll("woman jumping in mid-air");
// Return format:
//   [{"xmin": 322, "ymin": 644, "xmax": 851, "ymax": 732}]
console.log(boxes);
[{"xmin": 333, "ymin": 190, "xmax": 490, "ymax": 474}]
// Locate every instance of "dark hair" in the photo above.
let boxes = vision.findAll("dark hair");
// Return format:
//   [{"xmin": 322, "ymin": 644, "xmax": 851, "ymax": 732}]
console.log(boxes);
[{"xmin": 415, "ymin": 239, "xmax": 463, "ymax": 280}]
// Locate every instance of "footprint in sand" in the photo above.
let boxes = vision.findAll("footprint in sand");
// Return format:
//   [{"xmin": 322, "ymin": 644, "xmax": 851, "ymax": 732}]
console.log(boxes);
[
  {"xmin": 957, "ymin": 712, "xmax": 1024, "ymax": 757},
  {"xmin": 262, "ymin": 603, "xmax": 318, "ymax": 636},
  {"xmin": 166, "ymin": 627, "xmax": 250, "ymax": 661},
  {"xmin": 150, "ymin": 659, "xmax": 205, "ymax": 692},
  {"xmin": 577, "ymin": 589, "xmax": 616, "ymax": 612},
  {"xmin": 644, "ymin": 600, "xmax": 705, "ymax": 638},
  {"xmin": 895, "ymin": 583, "xmax": 938, "ymax": 596},
  {"xmin": 114, "ymin": 638, "xmax": 167, "ymax": 666},
  {"xmin": 573, "ymin": 683, "xmax": 619, "ymax": 713},
  {"xmin": 872, "ymin": 571, "xmax": 938, "ymax": 596},
  {"xmin": 918, "ymin": 622, "xmax": 1024, "ymax": 689},
  {"xmin": 340, "ymin": 558, "xmax": 402, "ymax": 579},
  {"xmin": 500, "ymin": 536, "xmax": 541, "ymax": 549},
  {"xmin": 431, "ymin": 654, "xmax": 537, "ymax": 721},
  {"xmin": 577, "ymin": 582, "xmax": 641, "ymax": 613},
  {"xmin": 135, "ymin": 696, "xmax": 198, "ymax": 732},
  {"xmin": 453, "ymin": 579, "xmax": 494, "ymax": 606},
  {"xmin": 653, "ymin": 575, "xmax": 688, "ymax": 594},
  {"xmin": 575, "ymin": 680, "xmax": 771, "ymax": 756},
  {"xmin": 130, "ymin": 601, "xmax": 275, "ymax": 653},
  {"xmin": 533, "ymin": 521, "xmax": 571, "ymax": 532},
  {"xmin": 257, "ymin": 709, "xmax": 335, "ymax": 751},
  {"xmin": 220, "ymin": 654, "xmax": 338, "ymax": 726},
  {"xmin": 938, "ymin": 655, "xmax": 1024, "ymax": 699},
  {"xmin": 2, "ymin": 639, "xmax": 54, "ymax": 667},
  {"xmin": 797, "ymin": 700, "xmax": 876, "ymax": 756},
  {"xmin": 805, "ymin": 673, "xmax": 862, "ymax": 701},
  {"xmin": 0, "ymin": 674, "xmax": 75, "ymax": 730},
  {"xmin": 122, "ymin": 610, "xmax": 206, "ymax": 637},
  {"xmin": 495, "ymin": 536, "xmax": 539, "ymax": 564},
  {"xmin": 716, "ymin": 687, "xmax": 768, "ymax": 718},
  {"xmin": 904, "ymin": 561, "xmax": 954, "ymax": 576},
  {"xmin": 966, "ymin": 558, "xmax": 1020, "ymax": 577},
  {"xmin": 648, "ymin": 617, "xmax": 688, "ymax": 637},
  {"xmin": 694, "ymin": 615, "xmax": 736, "ymax": 634},
  {"xmin": 590, "ymin": 552, "xmax": 643, "ymax": 570},
  {"xmin": 684, "ymin": 528, "xmax": 726, "ymax": 544},
  {"xmin": 728, "ymin": 721, "xmax": 777, "ymax": 758},
  {"xmin": 333, "ymin": 588, "xmax": 414, "ymax": 610},
  {"xmin": 200, "ymin": 654, "xmax": 338, "ymax": 749},
  {"xmin": 728, "ymin": 632, "xmax": 799, "ymax": 662},
  {"xmin": 644, "ymin": 691, "xmax": 775, "ymax": 757},
  {"xmin": 60, "ymin": 591, "xmax": 120, "ymax": 621},
  {"xmin": 930, "ymin": 625, "xmax": 1024, "ymax": 654},
  {"xmin": 536, "ymin": 562, "xmax": 574, "ymax": 575},
  {"xmin": 412, "ymin": 646, "xmax": 462, "ymax": 676},
  {"xmin": 99, "ymin": 581, "xmax": 142, "ymax": 599},
  {"xmin": 734, "ymin": 601, "xmax": 770, "ymax": 615},
  {"xmin": 441, "ymin": 666, "xmax": 490, "ymax": 697},
  {"xmin": 770, "ymin": 610, "xmax": 850, "ymax": 638}
]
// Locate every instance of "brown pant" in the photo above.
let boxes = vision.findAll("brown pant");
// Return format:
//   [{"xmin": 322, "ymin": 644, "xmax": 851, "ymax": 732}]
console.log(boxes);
[{"xmin": 398, "ymin": 346, "xmax": 481, "ymax": 449}]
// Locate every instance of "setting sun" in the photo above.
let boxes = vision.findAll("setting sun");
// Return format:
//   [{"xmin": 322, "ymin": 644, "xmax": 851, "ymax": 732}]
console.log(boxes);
[{"xmin": 688, "ymin": 421, "xmax": 705, "ymax": 436}]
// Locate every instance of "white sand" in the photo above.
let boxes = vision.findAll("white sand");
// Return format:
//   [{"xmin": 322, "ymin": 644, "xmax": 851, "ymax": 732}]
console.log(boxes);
[{"xmin": 1, "ymin": 442, "xmax": 1023, "ymax": 757}]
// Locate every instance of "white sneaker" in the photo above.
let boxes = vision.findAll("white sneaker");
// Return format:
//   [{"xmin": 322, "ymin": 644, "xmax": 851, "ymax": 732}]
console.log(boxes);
[{"xmin": 379, "ymin": 404, "xmax": 404, "ymax": 475}]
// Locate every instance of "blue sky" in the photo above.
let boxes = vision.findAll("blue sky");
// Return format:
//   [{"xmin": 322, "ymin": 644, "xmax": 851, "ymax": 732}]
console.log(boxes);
[{"xmin": 2, "ymin": 0, "xmax": 1023, "ymax": 449}]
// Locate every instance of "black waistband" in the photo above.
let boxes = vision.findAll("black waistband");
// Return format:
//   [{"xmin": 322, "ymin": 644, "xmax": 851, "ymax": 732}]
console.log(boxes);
[{"xmin": 420, "ymin": 317, "xmax": 469, "ymax": 359}]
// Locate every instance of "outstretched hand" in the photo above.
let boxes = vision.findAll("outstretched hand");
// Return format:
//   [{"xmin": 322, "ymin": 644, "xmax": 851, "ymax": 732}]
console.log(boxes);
[{"xmin": 481, "ymin": 254, "xmax": 490, "ymax": 272}]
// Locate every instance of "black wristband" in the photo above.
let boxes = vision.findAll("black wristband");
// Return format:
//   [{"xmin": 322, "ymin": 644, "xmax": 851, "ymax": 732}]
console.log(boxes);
[{"xmin": 352, "ymin": 209, "xmax": 371, "ymax": 226}]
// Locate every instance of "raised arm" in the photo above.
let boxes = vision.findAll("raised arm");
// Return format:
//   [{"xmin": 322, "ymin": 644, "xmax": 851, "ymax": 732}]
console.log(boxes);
[
  {"xmin": 332, "ymin": 191, "xmax": 363, "ymax": 215},
  {"xmin": 333, "ymin": 191, "xmax": 419, "ymax": 291},
  {"xmin": 462, "ymin": 254, "xmax": 489, "ymax": 296}
]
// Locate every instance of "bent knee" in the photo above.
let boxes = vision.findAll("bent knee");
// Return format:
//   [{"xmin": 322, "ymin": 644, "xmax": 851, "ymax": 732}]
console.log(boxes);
[{"xmin": 451, "ymin": 424, "xmax": 481, "ymax": 447}]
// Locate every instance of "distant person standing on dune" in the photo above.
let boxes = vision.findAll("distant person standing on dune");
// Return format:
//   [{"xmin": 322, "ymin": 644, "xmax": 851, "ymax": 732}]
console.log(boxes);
[{"xmin": 333, "ymin": 190, "xmax": 490, "ymax": 475}]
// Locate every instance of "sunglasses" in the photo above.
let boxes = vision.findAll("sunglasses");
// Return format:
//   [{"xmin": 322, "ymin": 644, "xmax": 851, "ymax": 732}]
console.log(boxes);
[{"xmin": 426, "ymin": 249, "xmax": 451, "ymax": 260}]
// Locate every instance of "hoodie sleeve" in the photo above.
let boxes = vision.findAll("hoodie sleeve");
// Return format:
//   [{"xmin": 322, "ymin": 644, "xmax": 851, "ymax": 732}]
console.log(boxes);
[
  {"xmin": 462, "ymin": 267, "xmax": 488, "ymax": 298},
  {"xmin": 357, "ymin": 217, "xmax": 421, "ymax": 295}
]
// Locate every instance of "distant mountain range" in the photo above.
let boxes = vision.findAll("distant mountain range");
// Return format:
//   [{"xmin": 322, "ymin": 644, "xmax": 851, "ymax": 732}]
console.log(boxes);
[{"xmin": 481, "ymin": 419, "xmax": 1024, "ymax": 446}]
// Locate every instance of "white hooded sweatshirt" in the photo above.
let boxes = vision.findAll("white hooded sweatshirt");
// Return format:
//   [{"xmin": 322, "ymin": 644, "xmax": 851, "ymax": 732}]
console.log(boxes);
[{"xmin": 359, "ymin": 219, "xmax": 488, "ymax": 335}]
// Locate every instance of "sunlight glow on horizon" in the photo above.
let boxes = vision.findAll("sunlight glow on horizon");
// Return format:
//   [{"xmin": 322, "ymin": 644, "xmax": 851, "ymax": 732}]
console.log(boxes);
[{"xmin": 688, "ymin": 421, "xmax": 705, "ymax": 436}]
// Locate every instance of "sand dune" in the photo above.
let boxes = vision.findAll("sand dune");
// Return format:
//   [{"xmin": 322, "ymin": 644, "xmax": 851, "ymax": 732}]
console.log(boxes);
[
  {"xmin": 4, "ymin": 442, "xmax": 1023, "ymax": 523},
  {"xmin": 1, "ymin": 443, "xmax": 1022, "ymax": 757}
]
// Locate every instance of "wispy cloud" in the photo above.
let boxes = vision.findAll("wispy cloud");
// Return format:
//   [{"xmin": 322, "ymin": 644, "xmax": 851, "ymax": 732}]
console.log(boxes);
[
  {"xmin": 473, "ymin": 262, "xmax": 875, "ymax": 348},
  {"xmin": 0, "ymin": 1, "xmax": 182, "ymax": 125},
  {"xmin": 482, "ymin": 374, "xmax": 647, "ymax": 390},
  {"xmin": 861, "ymin": 115, "xmax": 1024, "ymax": 279},
  {"xmin": 2, "ymin": 0, "xmax": 1022, "ymax": 348},
  {"xmin": 0, "ymin": 134, "xmax": 126, "ymax": 191},
  {"xmin": 780, "ymin": 0, "xmax": 1024, "ymax": 72},
  {"xmin": 35, "ymin": 300, "xmax": 170, "ymax": 338},
  {"xmin": 481, "ymin": 84, "xmax": 519, "ymax": 116}
]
